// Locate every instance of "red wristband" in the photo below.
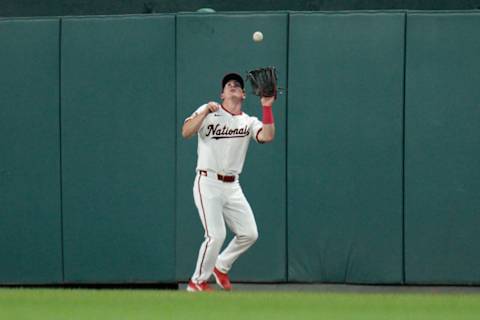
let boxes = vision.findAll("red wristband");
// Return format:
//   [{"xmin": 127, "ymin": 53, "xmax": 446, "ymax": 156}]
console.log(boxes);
[{"xmin": 262, "ymin": 106, "xmax": 274, "ymax": 124}]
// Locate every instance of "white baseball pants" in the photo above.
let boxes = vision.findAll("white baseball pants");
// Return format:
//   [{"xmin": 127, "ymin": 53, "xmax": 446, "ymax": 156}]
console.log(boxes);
[{"xmin": 190, "ymin": 171, "xmax": 258, "ymax": 284}]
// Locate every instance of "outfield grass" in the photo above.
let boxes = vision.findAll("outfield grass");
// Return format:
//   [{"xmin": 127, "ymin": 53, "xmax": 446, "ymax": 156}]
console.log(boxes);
[{"xmin": 1, "ymin": 288, "xmax": 479, "ymax": 320}]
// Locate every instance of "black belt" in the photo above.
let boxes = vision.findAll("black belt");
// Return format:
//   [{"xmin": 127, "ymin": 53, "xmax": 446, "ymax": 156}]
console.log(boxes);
[{"xmin": 199, "ymin": 170, "xmax": 236, "ymax": 183}]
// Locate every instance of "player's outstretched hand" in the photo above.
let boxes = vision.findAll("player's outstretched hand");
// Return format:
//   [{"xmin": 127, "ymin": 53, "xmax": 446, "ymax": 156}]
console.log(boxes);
[{"xmin": 261, "ymin": 96, "xmax": 275, "ymax": 107}]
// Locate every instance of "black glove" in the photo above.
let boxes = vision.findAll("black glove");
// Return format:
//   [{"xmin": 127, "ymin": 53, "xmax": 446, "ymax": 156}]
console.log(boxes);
[{"xmin": 246, "ymin": 66, "xmax": 278, "ymax": 98}]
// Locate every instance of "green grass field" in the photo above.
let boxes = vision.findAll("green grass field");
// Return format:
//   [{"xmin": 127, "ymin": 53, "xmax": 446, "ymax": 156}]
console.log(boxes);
[{"xmin": 1, "ymin": 288, "xmax": 479, "ymax": 320}]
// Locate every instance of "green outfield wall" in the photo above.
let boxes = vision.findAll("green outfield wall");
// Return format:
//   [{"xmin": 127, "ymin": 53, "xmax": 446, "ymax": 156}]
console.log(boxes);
[
  {"xmin": 0, "ymin": 18, "xmax": 62, "ymax": 284},
  {"xmin": 60, "ymin": 15, "xmax": 176, "ymax": 283},
  {"xmin": 287, "ymin": 12, "xmax": 405, "ymax": 283},
  {"xmin": 404, "ymin": 12, "xmax": 480, "ymax": 284},
  {"xmin": 1, "ymin": 11, "xmax": 479, "ymax": 285}
]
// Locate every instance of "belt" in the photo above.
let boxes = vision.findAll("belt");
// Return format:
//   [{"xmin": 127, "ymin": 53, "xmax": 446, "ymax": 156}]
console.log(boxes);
[{"xmin": 199, "ymin": 170, "xmax": 236, "ymax": 183}]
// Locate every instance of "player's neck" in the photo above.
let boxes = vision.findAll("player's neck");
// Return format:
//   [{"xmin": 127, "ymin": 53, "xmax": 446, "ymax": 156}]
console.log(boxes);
[{"xmin": 222, "ymin": 99, "xmax": 242, "ymax": 115}]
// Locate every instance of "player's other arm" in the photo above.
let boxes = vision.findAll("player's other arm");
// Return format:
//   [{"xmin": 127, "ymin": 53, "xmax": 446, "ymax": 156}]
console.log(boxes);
[
  {"xmin": 257, "ymin": 96, "xmax": 275, "ymax": 143},
  {"xmin": 182, "ymin": 102, "xmax": 220, "ymax": 139}
]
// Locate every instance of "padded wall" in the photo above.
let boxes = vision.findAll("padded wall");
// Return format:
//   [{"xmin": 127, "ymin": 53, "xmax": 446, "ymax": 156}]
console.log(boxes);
[
  {"xmin": 405, "ymin": 12, "xmax": 480, "ymax": 284},
  {"xmin": 176, "ymin": 13, "xmax": 288, "ymax": 281},
  {"xmin": 288, "ymin": 12, "xmax": 405, "ymax": 283},
  {"xmin": 0, "ymin": 19, "xmax": 62, "ymax": 283},
  {"xmin": 61, "ymin": 15, "xmax": 176, "ymax": 282},
  {"xmin": 3, "ymin": 12, "xmax": 480, "ymax": 286}
]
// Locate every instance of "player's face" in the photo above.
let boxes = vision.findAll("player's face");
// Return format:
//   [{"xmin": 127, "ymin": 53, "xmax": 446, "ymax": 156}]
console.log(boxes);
[{"xmin": 222, "ymin": 80, "xmax": 245, "ymax": 100}]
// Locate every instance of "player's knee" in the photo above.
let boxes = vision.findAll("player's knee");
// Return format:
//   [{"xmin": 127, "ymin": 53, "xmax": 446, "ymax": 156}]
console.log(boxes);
[{"xmin": 243, "ymin": 228, "xmax": 258, "ymax": 244}]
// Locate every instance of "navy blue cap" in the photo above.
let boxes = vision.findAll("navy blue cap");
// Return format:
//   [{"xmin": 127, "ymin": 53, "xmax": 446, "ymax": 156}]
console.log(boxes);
[{"xmin": 222, "ymin": 73, "xmax": 244, "ymax": 90}]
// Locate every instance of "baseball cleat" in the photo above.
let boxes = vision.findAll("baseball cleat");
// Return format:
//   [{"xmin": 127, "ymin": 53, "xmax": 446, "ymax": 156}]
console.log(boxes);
[
  {"xmin": 187, "ymin": 280, "xmax": 213, "ymax": 292},
  {"xmin": 213, "ymin": 267, "xmax": 232, "ymax": 291}
]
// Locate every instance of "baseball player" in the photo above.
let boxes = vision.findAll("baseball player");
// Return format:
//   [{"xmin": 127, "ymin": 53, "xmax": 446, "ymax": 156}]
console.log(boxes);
[{"xmin": 182, "ymin": 72, "xmax": 276, "ymax": 292}]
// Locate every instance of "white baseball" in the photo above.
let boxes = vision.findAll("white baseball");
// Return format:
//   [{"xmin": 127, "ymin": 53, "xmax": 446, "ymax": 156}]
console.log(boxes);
[{"xmin": 253, "ymin": 31, "xmax": 263, "ymax": 42}]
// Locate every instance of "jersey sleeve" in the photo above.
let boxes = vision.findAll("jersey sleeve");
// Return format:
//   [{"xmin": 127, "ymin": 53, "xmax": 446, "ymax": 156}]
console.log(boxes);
[
  {"xmin": 249, "ymin": 116, "xmax": 264, "ymax": 144},
  {"xmin": 184, "ymin": 104, "xmax": 208, "ymax": 122},
  {"xmin": 184, "ymin": 104, "xmax": 209, "ymax": 136}
]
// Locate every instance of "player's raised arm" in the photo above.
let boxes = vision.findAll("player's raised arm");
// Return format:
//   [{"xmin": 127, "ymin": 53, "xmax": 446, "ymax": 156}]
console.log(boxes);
[
  {"xmin": 257, "ymin": 96, "xmax": 275, "ymax": 143},
  {"xmin": 245, "ymin": 67, "xmax": 278, "ymax": 144},
  {"xmin": 182, "ymin": 102, "xmax": 220, "ymax": 139}
]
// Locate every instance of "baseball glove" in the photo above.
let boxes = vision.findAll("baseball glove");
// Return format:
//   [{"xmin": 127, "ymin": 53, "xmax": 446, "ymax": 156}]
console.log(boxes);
[{"xmin": 246, "ymin": 66, "xmax": 278, "ymax": 98}]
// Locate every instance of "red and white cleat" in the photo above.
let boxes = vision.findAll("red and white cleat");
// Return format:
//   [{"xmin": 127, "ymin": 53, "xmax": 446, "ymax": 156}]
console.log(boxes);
[
  {"xmin": 187, "ymin": 280, "xmax": 214, "ymax": 292},
  {"xmin": 213, "ymin": 267, "xmax": 232, "ymax": 291}
]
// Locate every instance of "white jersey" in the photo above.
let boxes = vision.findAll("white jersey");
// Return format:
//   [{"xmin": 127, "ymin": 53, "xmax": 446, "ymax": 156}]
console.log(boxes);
[{"xmin": 186, "ymin": 104, "xmax": 264, "ymax": 175}]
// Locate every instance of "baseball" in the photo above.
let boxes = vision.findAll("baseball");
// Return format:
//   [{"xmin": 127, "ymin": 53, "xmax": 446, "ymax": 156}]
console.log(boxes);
[{"xmin": 253, "ymin": 31, "xmax": 263, "ymax": 42}]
